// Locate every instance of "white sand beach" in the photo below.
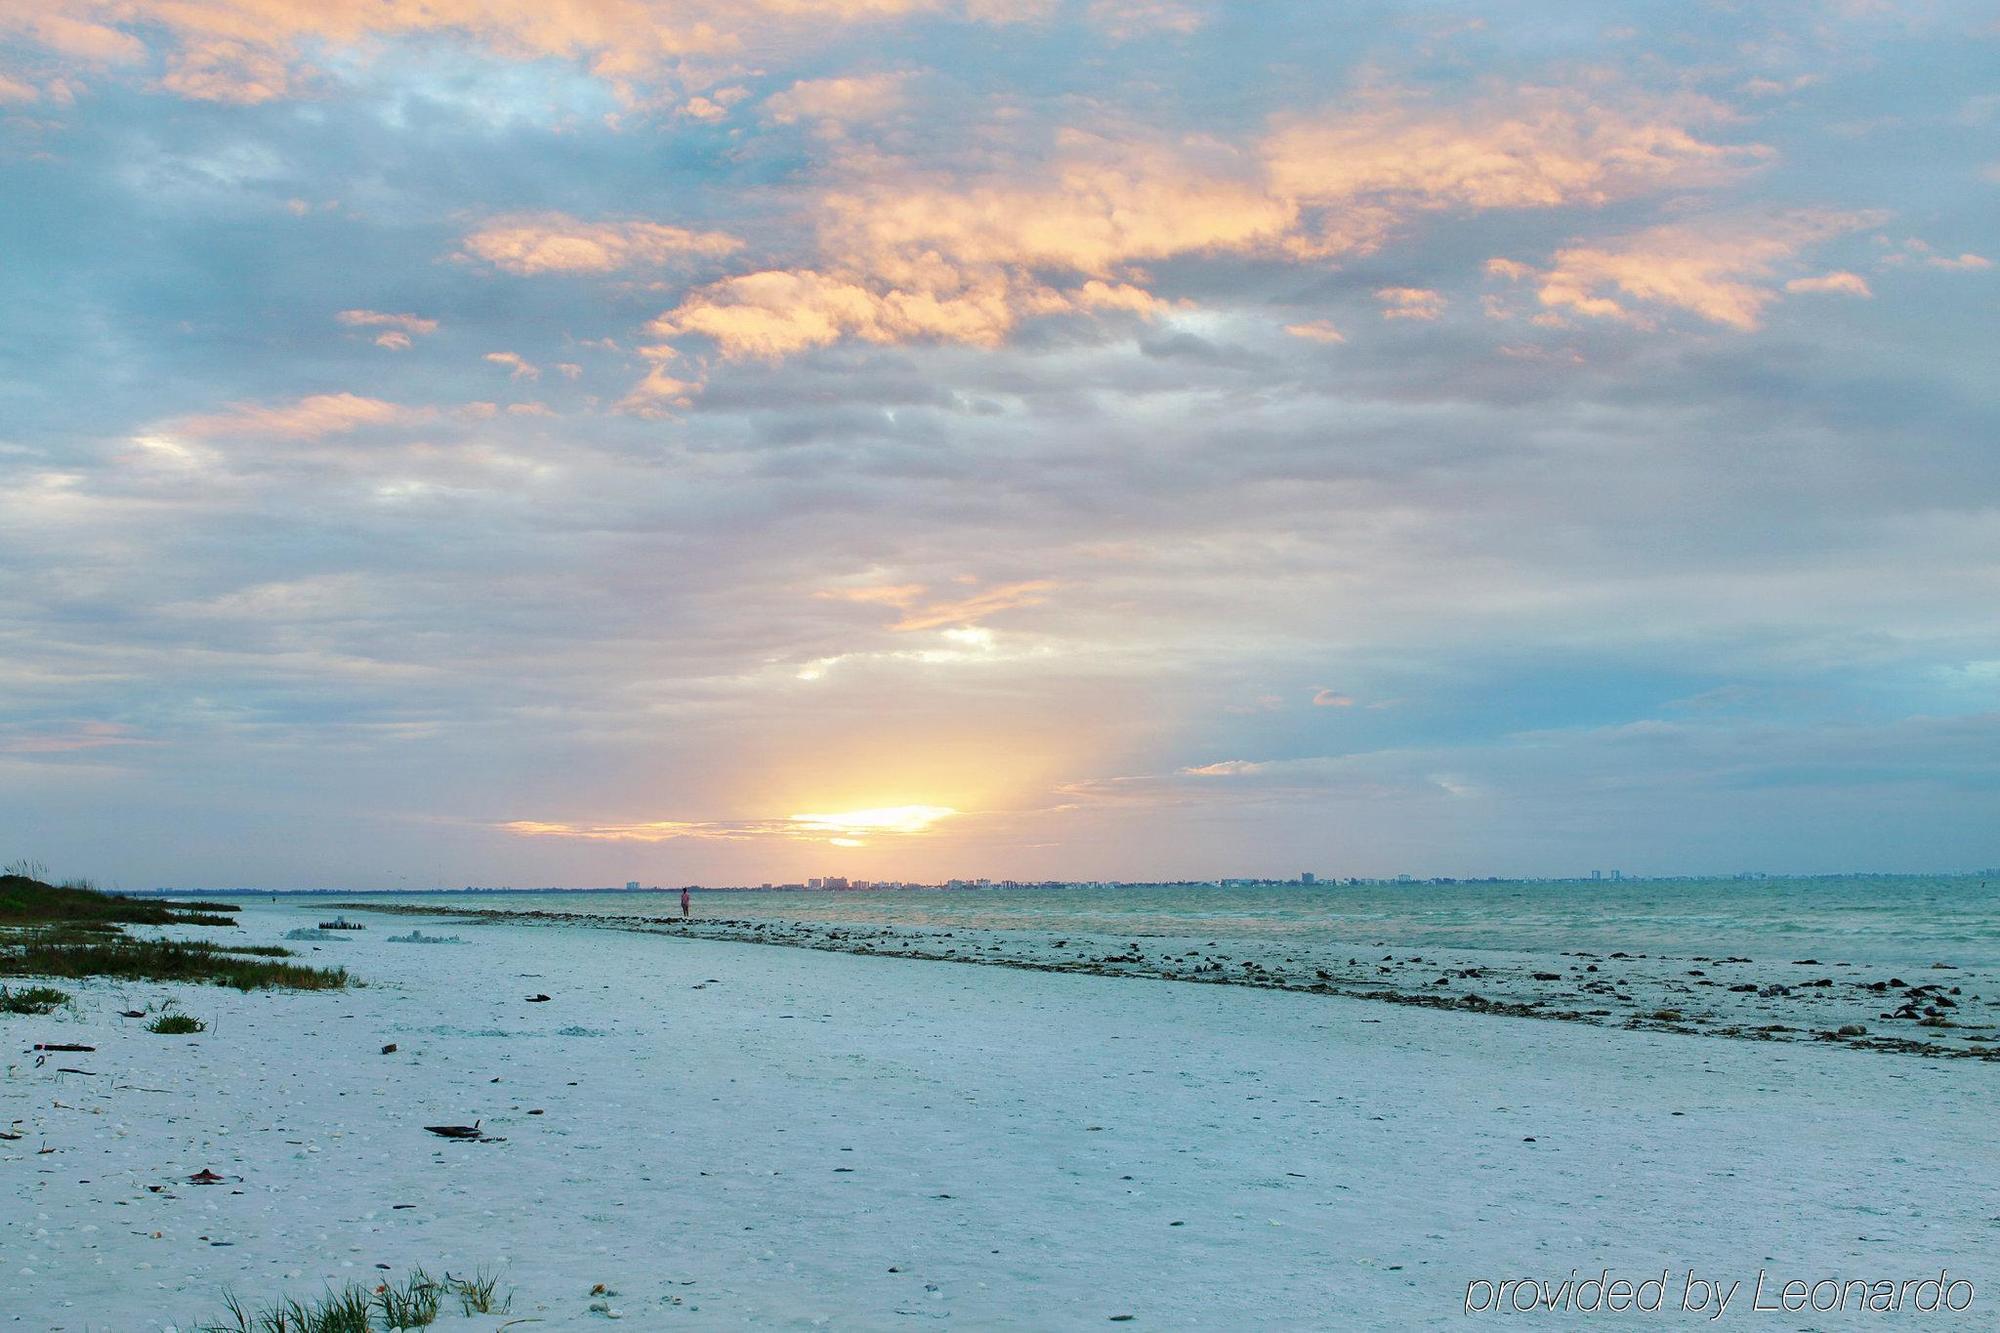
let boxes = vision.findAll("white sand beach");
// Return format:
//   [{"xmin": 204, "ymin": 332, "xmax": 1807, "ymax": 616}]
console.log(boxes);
[{"xmin": 7, "ymin": 903, "xmax": 1996, "ymax": 1329}]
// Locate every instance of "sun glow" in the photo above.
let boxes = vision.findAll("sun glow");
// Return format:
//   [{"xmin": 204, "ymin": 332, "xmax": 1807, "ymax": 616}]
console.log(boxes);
[{"xmin": 787, "ymin": 805, "xmax": 958, "ymax": 837}]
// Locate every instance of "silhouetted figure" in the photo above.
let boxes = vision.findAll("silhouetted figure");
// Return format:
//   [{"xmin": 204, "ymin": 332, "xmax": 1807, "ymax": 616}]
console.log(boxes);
[{"xmin": 680, "ymin": 886, "xmax": 691, "ymax": 919}]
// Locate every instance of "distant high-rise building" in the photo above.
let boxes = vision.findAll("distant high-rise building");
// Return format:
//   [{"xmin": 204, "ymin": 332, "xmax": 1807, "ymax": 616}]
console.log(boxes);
[
  {"xmin": 625, "ymin": 881, "xmax": 640, "ymax": 892},
  {"xmin": 1591, "ymin": 870, "xmax": 1602, "ymax": 881},
  {"xmin": 825, "ymin": 876, "xmax": 850, "ymax": 890},
  {"xmin": 1300, "ymin": 872, "xmax": 1316, "ymax": 885},
  {"xmin": 807, "ymin": 877, "xmax": 824, "ymax": 890}
]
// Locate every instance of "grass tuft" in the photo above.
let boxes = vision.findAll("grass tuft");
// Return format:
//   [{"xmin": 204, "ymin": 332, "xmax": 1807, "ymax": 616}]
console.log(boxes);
[
  {"xmin": 3, "ymin": 938, "xmax": 345, "ymax": 990},
  {"xmin": 374, "ymin": 1268, "xmax": 442, "ymax": 1328},
  {"xmin": 0, "ymin": 984, "xmax": 69, "ymax": 1014},
  {"xmin": 200, "ymin": 1269, "xmax": 503, "ymax": 1331},
  {"xmin": 449, "ymin": 1268, "xmax": 511, "ymax": 1316},
  {"xmin": 148, "ymin": 1011, "xmax": 207, "ymax": 1034}
]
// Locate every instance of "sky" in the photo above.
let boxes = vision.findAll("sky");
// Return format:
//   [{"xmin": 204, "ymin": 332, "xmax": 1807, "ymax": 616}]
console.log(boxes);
[{"xmin": 2, "ymin": 1, "xmax": 1997, "ymax": 889}]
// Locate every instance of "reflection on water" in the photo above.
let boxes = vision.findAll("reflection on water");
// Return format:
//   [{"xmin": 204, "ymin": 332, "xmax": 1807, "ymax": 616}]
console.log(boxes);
[{"xmin": 330, "ymin": 876, "xmax": 2000, "ymax": 971}]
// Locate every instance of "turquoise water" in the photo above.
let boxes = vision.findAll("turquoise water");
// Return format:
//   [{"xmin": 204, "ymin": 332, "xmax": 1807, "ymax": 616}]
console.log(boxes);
[{"xmin": 315, "ymin": 876, "xmax": 2000, "ymax": 972}]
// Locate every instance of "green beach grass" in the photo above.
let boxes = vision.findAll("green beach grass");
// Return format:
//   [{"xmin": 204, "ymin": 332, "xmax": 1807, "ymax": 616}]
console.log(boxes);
[{"xmin": 0, "ymin": 872, "xmax": 346, "ymax": 991}]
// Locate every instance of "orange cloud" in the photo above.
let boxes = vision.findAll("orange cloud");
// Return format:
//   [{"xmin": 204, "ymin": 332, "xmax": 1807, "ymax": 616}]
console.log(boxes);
[
  {"xmin": 178, "ymin": 392, "xmax": 417, "ymax": 439},
  {"xmin": 460, "ymin": 213, "xmax": 743, "ymax": 275},
  {"xmin": 637, "ymin": 86, "xmax": 1752, "ymax": 389},
  {"xmin": 1376, "ymin": 287, "xmax": 1445, "ymax": 320},
  {"xmin": 1515, "ymin": 211, "xmax": 1887, "ymax": 330},
  {"xmin": 10, "ymin": 2, "xmax": 1042, "ymax": 106},
  {"xmin": 1086, "ymin": 0, "xmax": 1209, "ymax": 39},
  {"xmin": 500, "ymin": 804, "xmax": 957, "ymax": 843},
  {"xmin": 1265, "ymin": 87, "xmax": 1763, "ymax": 213},
  {"xmin": 337, "ymin": 309, "xmax": 437, "ymax": 335},
  {"xmin": 888, "ymin": 580, "xmax": 1054, "ymax": 631},
  {"xmin": 5, "ymin": 12, "xmax": 146, "ymax": 66},
  {"xmin": 1283, "ymin": 319, "xmax": 1345, "ymax": 343},
  {"xmin": 484, "ymin": 351, "xmax": 540, "ymax": 380},
  {"xmin": 616, "ymin": 345, "xmax": 705, "ymax": 415},
  {"xmin": 764, "ymin": 71, "xmax": 911, "ymax": 126},
  {"xmin": 816, "ymin": 578, "xmax": 1053, "ymax": 630},
  {"xmin": 1312, "ymin": 689, "xmax": 1355, "ymax": 707},
  {"xmin": 337, "ymin": 309, "xmax": 437, "ymax": 349},
  {"xmin": 817, "ymin": 583, "xmax": 928, "ymax": 608},
  {"xmin": 1784, "ymin": 271, "xmax": 1872, "ymax": 296},
  {"xmin": 820, "ymin": 136, "xmax": 1300, "ymax": 277}
]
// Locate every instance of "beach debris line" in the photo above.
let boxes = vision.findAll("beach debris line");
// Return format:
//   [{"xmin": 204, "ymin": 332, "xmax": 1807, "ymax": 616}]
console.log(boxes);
[{"xmin": 318, "ymin": 915, "xmax": 367, "ymax": 930}]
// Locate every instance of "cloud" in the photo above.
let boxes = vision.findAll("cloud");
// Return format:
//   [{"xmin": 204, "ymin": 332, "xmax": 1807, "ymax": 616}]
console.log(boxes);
[
  {"xmin": 460, "ymin": 213, "xmax": 742, "ymax": 276},
  {"xmin": 1376, "ymin": 287, "xmax": 1445, "ymax": 320},
  {"xmin": 816, "ymin": 583, "xmax": 928, "ymax": 608},
  {"xmin": 177, "ymin": 393, "xmax": 418, "ymax": 439},
  {"xmin": 816, "ymin": 579, "xmax": 1054, "ymax": 631},
  {"xmin": 336, "ymin": 309, "xmax": 438, "ymax": 349},
  {"xmin": 656, "ymin": 267, "xmax": 1164, "ymax": 360},
  {"xmin": 1264, "ymin": 86, "xmax": 1764, "ymax": 214},
  {"xmin": 1181, "ymin": 760, "xmax": 1264, "ymax": 776},
  {"xmin": 637, "ymin": 85, "xmax": 1753, "ymax": 388},
  {"xmin": 1312, "ymin": 689, "xmax": 1355, "ymax": 707},
  {"xmin": 4, "ymin": 12, "xmax": 146, "ymax": 65},
  {"xmin": 764, "ymin": 71, "xmax": 911, "ymax": 127},
  {"xmin": 1284, "ymin": 319, "xmax": 1346, "ymax": 343},
  {"xmin": 1507, "ymin": 210, "xmax": 1888, "ymax": 330},
  {"xmin": 1086, "ymin": 0, "xmax": 1209, "ymax": 39},
  {"xmin": 615, "ymin": 345, "xmax": 705, "ymax": 414},
  {"xmin": 500, "ymin": 804, "xmax": 956, "ymax": 844},
  {"xmin": 6, "ymin": 1, "xmax": 1042, "ymax": 106},
  {"xmin": 1783, "ymin": 271, "xmax": 1872, "ymax": 296},
  {"xmin": 484, "ymin": 351, "xmax": 541, "ymax": 380},
  {"xmin": 0, "ymin": 721, "xmax": 145, "ymax": 755},
  {"xmin": 887, "ymin": 581, "xmax": 1054, "ymax": 631}
]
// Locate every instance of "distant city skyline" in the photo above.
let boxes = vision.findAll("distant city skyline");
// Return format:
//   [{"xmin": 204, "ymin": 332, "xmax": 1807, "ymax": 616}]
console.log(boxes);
[{"xmin": 5, "ymin": 4, "xmax": 1997, "ymax": 889}]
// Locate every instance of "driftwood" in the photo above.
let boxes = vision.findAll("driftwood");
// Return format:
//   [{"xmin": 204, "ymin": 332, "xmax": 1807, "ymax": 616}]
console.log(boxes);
[
  {"xmin": 425, "ymin": 1120, "xmax": 483, "ymax": 1139},
  {"xmin": 33, "ymin": 1043, "xmax": 95, "ymax": 1052}
]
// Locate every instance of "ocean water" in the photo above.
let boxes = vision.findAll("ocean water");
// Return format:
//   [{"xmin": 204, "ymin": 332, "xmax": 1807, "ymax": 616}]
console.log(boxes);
[{"xmin": 326, "ymin": 876, "xmax": 2000, "ymax": 973}]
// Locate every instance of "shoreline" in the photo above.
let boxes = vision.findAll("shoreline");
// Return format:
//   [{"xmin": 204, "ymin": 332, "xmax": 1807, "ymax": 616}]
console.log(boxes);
[{"xmin": 328, "ymin": 902, "xmax": 2000, "ymax": 1062}]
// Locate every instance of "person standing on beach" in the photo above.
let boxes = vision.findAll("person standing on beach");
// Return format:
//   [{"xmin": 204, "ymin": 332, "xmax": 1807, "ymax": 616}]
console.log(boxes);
[{"xmin": 680, "ymin": 886, "xmax": 691, "ymax": 919}]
